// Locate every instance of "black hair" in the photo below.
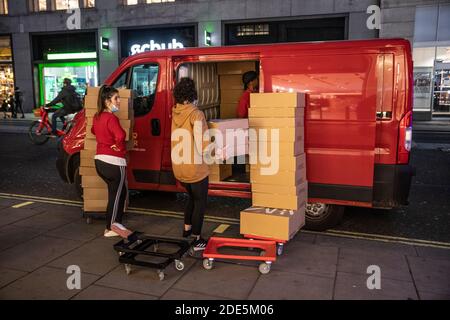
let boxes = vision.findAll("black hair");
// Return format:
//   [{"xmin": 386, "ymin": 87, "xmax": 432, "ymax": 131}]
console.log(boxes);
[
  {"xmin": 97, "ymin": 85, "xmax": 119, "ymax": 117},
  {"xmin": 242, "ymin": 71, "xmax": 258, "ymax": 90},
  {"xmin": 173, "ymin": 77, "xmax": 198, "ymax": 104},
  {"xmin": 63, "ymin": 78, "xmax": 72, "ymax": 86}
]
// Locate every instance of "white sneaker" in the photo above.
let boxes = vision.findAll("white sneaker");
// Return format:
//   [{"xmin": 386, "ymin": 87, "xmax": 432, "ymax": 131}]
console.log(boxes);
[
  {"xmin": 104, "ymin": 229, "xmax": 120, "ymax": 237},
  {"xmin": 111, "ymin": 223, "xmax": 133, "ymax": 239}
]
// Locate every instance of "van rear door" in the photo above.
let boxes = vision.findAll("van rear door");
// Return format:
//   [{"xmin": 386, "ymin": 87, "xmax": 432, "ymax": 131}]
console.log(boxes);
[{"xmin": 262, "ymin": 52, "xmax": 378, "ymax": 205}]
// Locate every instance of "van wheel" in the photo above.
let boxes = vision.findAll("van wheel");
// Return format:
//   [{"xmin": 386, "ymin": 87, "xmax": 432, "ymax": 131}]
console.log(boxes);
[
  {"xmin": 305, "ymin": 203, "xmax": 344, "ymax": 231},
  {"xmin": 73, "ymin": 158, "xmax": 82, "ymax": 199}
]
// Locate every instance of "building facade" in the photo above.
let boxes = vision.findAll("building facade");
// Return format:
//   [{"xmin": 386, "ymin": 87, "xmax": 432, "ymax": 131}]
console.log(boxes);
[{"xmin": 0, "ymin": 0, "xmax": 449, "ymax": 120}]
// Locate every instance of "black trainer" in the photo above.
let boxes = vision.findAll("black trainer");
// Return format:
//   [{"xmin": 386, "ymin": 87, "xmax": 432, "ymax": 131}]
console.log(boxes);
[
  {"xmin": 183, "ymin": 229, "xmax": 192, "ymax": 238},
  {"xmin": 192, "ymin": 238, "xmax": 208, "ymax": 251}
]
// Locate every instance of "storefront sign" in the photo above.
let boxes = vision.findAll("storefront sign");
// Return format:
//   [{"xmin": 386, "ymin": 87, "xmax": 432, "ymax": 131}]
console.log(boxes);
[{"xmin": 130, "ymin": 39, "xmax": 184, "ymax": 55}]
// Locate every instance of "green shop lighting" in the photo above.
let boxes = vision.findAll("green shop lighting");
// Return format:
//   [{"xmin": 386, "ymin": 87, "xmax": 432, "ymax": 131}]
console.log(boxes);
[
  {"xmin": 47, "ymin": 52, "xmax": 97, "ymax": 61},
  {"xmin": 101, "ymin": 37, "xmax": 110, "ymax": 51},
  {"xmin": 204, "ymin": 30, "xmax": 212, "ymax": 46}
]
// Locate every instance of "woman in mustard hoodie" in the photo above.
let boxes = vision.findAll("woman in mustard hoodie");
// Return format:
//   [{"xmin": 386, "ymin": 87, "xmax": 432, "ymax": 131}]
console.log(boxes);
[{"xmin": 171, "ymin": 78, "xmax": 210, "ymax": 251}]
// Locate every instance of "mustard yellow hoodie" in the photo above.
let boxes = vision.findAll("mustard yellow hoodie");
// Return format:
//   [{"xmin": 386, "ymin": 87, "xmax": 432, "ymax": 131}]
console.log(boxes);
[{"xmin": 171, "ymin": 103, "xmax": 210, "ymax": 183}]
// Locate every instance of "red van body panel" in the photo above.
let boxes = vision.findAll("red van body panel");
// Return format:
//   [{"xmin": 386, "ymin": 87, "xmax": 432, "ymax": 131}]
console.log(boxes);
[{"xmin": 57, "ymin": 39, "xmax": 414, "ymax": 209}]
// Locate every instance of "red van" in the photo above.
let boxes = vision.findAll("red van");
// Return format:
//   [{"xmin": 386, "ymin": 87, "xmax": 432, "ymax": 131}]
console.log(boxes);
[{"xmin": 56, "ymin": 38, "xmax": 414, "ymax": 230}]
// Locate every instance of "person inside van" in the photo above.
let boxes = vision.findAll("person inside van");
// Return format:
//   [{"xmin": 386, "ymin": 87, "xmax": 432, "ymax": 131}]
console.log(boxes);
[
  {"xmin": 92, "ymin": 85, "xmax": 133, "ymax": 239},
  {"xmin": 237, "ymin": 71, "xmax": 259, "ymax": 118},
  {"xmin": 171, "ymin": 78, "xmax": 210, "ymax": 252}
]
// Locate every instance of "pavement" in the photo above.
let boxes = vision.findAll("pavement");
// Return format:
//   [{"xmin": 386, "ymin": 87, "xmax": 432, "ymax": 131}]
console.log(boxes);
[{"xmin": 0, "ymin": 197, "xmax": 448, "ymax": 300}]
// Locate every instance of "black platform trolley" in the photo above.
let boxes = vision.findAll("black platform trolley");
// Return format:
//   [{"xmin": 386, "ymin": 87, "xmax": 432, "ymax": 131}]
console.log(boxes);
[{"xmin": 113, "ymin": 232, "xmax": 192, "ymax": 281}]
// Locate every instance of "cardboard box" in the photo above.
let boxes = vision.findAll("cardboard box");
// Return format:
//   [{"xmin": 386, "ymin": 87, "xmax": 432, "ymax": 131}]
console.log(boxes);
[
  {"xmin": 221, "ymin": 89, "xmax": 244, "ymax": 104},
  {"xmin": 252, "ymin": 153, "xmax": 306, "ymax": 173},
  {"xmin": 208, "ymin": 118, "xmax": 249, "ymax": 130},
  {"xmin": 80, "ymin": 149, "xmax": 96, "ymax": 159},
  {"xmin": 252, "ymin": 181, "xmax": 308, "ymax": 197},
  {"xmin": 252, "ymin": 192, "xmax": 306, "ymax": 211},
  {"xmin": 118, "ymin": 88, "xmax": 133, "ymax": 99},
  {"xmin": 86, "ymin": 86, "xmax": 101, "ymax": 97},
  {"xmin": 82, "ymin": 175, "xmax": 107, "ymax": 188},
  {"xmin": 249, "ymin": 108, "xmax": 305, "ymax": 119},
  {"xmin": 250, "ymin": 93, "xmax": 306, "ymax": 108},
  {"xmin": 84, "ymin": 95, "xmax": 98, "ymax": 110},
  {"xmin": 249, "ymin": 117, "xmax": 304, "ymax": 128},
  {"xmin": 218, "ymin": 61, "xmax": 255, "ymax": 75},
  {"xmin": 83, "ymin": 138, "xmax": 97, "ymax": 150},
  {"xmin": 240, "ymin": 206, "xmax": 305, "ymax": 241},
  {"xmin": 255, "ymin": 140, "xmax": 304, "ymax": 157},
  {"xmin": 220, "ymin": 103, "xmax": 237, "ymax": 119},
  {"xmin": 250, "ymin": 167, "xmax": 306, "ymax": 186},
  {"xmin": 220, "ymin": 75, "xmax": 244, "ymax": 90},
  {"xmin": 248, "ymin": 127, "xmax": 303, "ymax": 142},
  {"xmin": 79, "ymin": 166, "xmax": 97, "ymax": 176},
  {"xmin": 80, "ymin": 156, "xmax": 95, "ymax": 168},
  {"xmin": 83, "ymin": 199, "xmax": 107, "ymax": 212},
  {"xmin": 82, "ymin": 187, "xmax": 108, "ymax": 200},
  {"xmin": 85, "ymin": 101, "xmax": 133, "ymax": 119},
  {"xmin": 209, "ymin": 164, "xmax": 232, "ymax": 182}
]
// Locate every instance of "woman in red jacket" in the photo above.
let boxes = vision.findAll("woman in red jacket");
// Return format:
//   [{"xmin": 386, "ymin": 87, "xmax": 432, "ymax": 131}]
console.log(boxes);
[{"xmin": 92, "ymin": 85, "xmax": 132, "ymax": 238}]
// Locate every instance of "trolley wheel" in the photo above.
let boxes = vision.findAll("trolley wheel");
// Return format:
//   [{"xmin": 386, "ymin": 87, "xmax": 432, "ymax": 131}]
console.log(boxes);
[
  {"xmin": 175, "ymin": 260, "xmax": 185, "ymax": 271},
  {"xmin": 86, "ymin": 217, "xmax": 92, "ymax": 225},
  {"xmin": 277, "ymin": 244, "xmax": 284, "ymax": 256},
  {"xmin": 125, "ymin": 264, "xmax": 132, "ymax": 275},
  {"xmin": 203, "ymin": 259, "xmax": 213, "ymax": 270},
  {"xmin": 259, "ymin": 263, "xmax": 271, "ymax": 275},
  {"xmin": 153, "ymin": 243, "xmax": 159, "ymax": 252},
  {"xmin": 188, "ymin": 247, "xmax": 195, "ymax": 257},
  {"xmin": 157, "ymin": 270, "xmax": 165, "ymax": 281}
]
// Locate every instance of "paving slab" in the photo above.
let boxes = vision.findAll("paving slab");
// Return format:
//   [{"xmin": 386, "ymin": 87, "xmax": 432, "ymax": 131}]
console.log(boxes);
[
  {"xmin": 272, "ymin": 241, "xmax": 338, "ymax": 278},
  {"xmin": 0, "ymin": 235, "xmax": 82, "ymax": 272},
  {"xmin": 315, "ymin": 234, "xmax": 418, "ymax": 256},
  {"xmin": 407, "ymin": 256, "xmax": 450, "ymax": 296},
  {"xmin": 337, "ymin": 247, "xmax": 413, "ymax": 282},
  {"xmin": 0, "ymin": 199, "xmax": 24, "ymax": 209},
  {"xmin": 0, "ymin": 266, "xmax": 99, "ymax": 300},
  {"xmin": 12, "ymin": 209, "xmax": 79, "ymax": 232},
  {"xmin": 173, "ymin": 261, "xmax": 260, "ymax": 300},
  {"xmin": 48, "ymin": 238, "xmax": 121, "ymax": 276},
  {"xmin": 45, "ymin": 220, "xmax": 105, "ymax": 242},
  {"xmin": 0, "ymin": 267, "xmax": 27, "ymax": 289},
  {"xmin": 72, "ymin": 285, "xmax": 158, "ymax": 300},
  {"xmin": 291, "ymin": 231, "xmax": 317, "ymax": 244},
  {"xmin": 414, "ymin": 246, "xmax": 450, "ymax": 261},
  {"xmin": 248, "ymin": 270, "xmax": 334, "ymax": 300},
  {"xmin": 0, "ymin": 225, "xmax": 43, "ymax": 252},
  {"xmin": 419, "ymin": 291, "xmax": 450, "ymax": 300},
  {"xmin": 96, "ymin": 256, "xmax": 197, "ymax": 297},
  {"xmin": 0, "ymin": 207, "xmax": 47, "ymax": 227},
  {"xmin": 161, "ymin": 288, "xmax": 229, "ymax": 300},
  {"xmin": 334, "ymin": 271, "xmax": 418, "ymax": 300}
]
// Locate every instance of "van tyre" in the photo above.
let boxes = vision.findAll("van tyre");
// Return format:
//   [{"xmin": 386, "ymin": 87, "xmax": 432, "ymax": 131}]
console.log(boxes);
[{"xmin": 305, "ymin": 204, "xmax": 344, "ymax": 231}]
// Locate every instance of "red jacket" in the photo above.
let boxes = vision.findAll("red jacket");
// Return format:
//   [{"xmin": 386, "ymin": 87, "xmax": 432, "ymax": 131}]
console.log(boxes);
[
  {"xmin": 236, "ymin": 89, "xmax": 252, "ymax": 118},
  {"xmin": 91, "ymin": 112, "xmax": 126, "ymax": 159}
]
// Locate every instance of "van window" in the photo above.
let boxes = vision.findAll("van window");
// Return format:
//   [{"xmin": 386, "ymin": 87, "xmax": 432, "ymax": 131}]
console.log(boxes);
[
  {"xmin": 130, "ymin": 64, "xmax": 159, "ymax": 117},
  {"xmin": 112, "ymin": 71, "xmax": 128, "ymax": 89}
]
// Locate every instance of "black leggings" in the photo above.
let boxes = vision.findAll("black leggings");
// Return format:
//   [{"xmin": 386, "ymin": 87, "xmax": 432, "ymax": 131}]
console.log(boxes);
[
  {"xmin": 182, "ymin": 177, "xmax": 209, "ymax": 236},
  {"xmin": 95, "ymin": 159, "xmax": 127, "ymax": 230}
]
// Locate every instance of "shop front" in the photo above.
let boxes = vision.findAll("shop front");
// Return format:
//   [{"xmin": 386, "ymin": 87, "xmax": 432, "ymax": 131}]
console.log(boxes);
[
  {"xmin": 31, "ymin": 32, "xmax": 99, "ymax": 106},
  {"xmin": 119, "ymin": 24, "xmax": 197, "ymax": 60},
  {"xmin": 224, "ymin": 16, "xmax": 347, "ymax": 46},
  {"xmin": 0, "ymin": 35, "xmax": 14, "ymax": 103}
]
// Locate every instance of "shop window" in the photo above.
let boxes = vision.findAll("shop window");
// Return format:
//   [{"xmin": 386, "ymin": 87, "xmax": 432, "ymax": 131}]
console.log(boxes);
[
  {"xmin": 433, "ymin": 47, "xmax": 450, "ymax": 114},
  {"xmin": 237, "ymin": 24, "xmax": 269, "ymax": 36},
  {"xmin": 145, "ymin": 0, "xmax": 175, "ymax": 3},
  {"xmin": 0, "ymin": 0, "xmax": 8, "ymax": 15},
  {"xmin": 83, "ymin": 0, "xmax": 95, "ymax": 7},
  {"xmin": 130, "ymin": 64, "xmax": 159, "ymax": 117},
  {"xmin": 0, "ymin": 36, "xmax": 13, "ymax": 101},
  {"xmin": 413, "ymin": 47, "xmax": 435, "ymax": 112},
  {"xmin": 112, "ymin": 71, "xmax": 129, "ymax": 90},
  {"xmin": 55, "ymin": 0, "xmax": 79, "ymax": 10},
  {"xmin": 124, "ymin": 0, "xmax": 174, "ymax": 5}
]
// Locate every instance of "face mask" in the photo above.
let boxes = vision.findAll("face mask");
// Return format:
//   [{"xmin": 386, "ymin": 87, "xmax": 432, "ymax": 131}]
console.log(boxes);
[{"xmin": 111, "ymin": 105, "xmax": 119, "ymax": 113}]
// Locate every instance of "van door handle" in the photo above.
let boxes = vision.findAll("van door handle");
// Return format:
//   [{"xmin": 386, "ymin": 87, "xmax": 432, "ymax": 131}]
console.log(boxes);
[{"xmin": 151, "ymin": 119, "xmax": 160, "ymax": 136}]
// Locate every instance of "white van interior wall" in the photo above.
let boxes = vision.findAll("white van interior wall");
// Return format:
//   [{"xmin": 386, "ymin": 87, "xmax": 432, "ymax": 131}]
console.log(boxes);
[{"xmin": 178, "ymin": 63, "xmax": 220, "ymax": 120}]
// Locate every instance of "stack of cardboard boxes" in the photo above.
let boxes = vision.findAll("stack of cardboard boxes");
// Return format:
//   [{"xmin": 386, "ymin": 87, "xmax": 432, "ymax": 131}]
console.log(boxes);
[
  {"xmin": 81, "ymin": 87, "xmax": 134, "ymax": 213},
  {"xmin": 207, "ymin": 118, "xmax": 249, "ymax": 183},
  {"xmin": 218, "ymin": 62, "xmax": 256, "ymax": 119},
  {"xmin": 240, "ymin": 93, "xmax": 307, "ymax": 241}
]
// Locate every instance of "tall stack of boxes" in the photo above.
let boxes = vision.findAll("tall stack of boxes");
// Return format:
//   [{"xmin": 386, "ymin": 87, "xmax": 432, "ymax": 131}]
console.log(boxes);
[
  {"xmin": 240, "ymin": 93, "xmax": 307, "ymax": 241},
  {"xmin": 81, "ymin": 87, "xmax": 134, "ymax": 212},
  {"xmin": 218, "ymin": 62, "xmax": 256, "ymax": 119}
]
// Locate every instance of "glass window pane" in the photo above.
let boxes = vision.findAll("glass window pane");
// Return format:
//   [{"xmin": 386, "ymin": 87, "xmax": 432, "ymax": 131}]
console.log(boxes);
[
  {"xmin": 130, "ymin": 64, "xmax": 159, "ymax": 116},
  {"xmin": 55, "ymin": 0, "xmax": 79, "ymax": 10},
  {"xmin": 39, "ymin": 0, "xmax": 47, "ymax": 11},
  {"xmin": 433, "ymin": 47, "xmax": 450, "ymax": 114},
  {"xmin": 413, "ymin": 47, "xmax": 435, "ymax": 111},
  {"xmin": 414, "ymin": 6, "xmax": 438, "ymax": 42},
  {"xmin": 112, "ymin": 71, "xmax": 129, "ymax": 89},
  {"xmin": 85, "ymin": 0, "xmax": 95, "ymax": 8},
  {"xmin": 126, "ymin": 0, "xmax": 138, "ymax": 5}
]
